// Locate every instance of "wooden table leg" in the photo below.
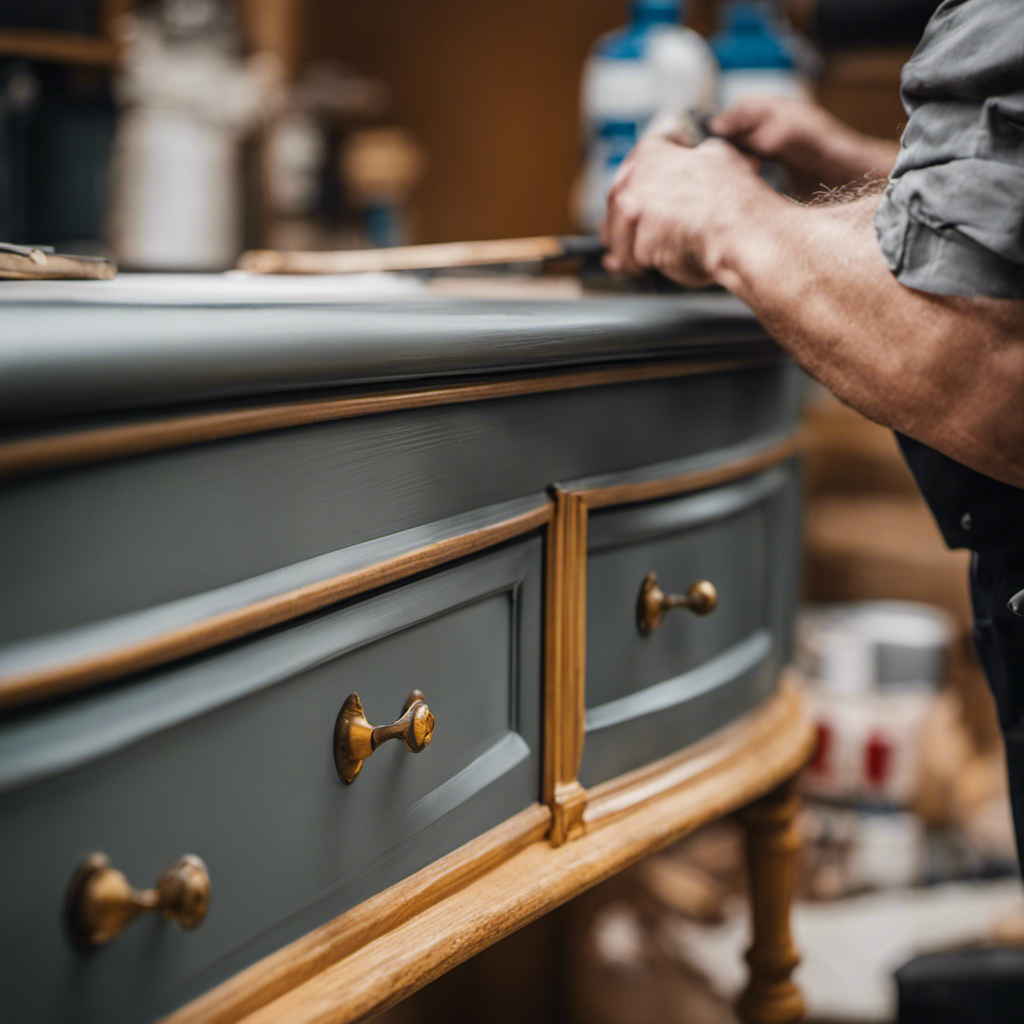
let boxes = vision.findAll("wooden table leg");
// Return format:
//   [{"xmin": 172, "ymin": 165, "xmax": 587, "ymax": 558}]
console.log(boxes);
[{"xmin": 736, "ymin": 777, "xmax": 804, "ymax": 1024}]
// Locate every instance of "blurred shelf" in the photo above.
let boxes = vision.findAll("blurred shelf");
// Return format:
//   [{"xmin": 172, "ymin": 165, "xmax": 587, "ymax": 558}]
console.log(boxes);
[{"xmin": 0, "ymin": 29, "xmax": 118, "ymax": 67}]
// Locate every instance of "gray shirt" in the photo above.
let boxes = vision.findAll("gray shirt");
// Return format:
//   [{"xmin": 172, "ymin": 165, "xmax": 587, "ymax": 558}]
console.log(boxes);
[{"xmin": 874, "ymin": 0, "xmax": 1024, "ymax": 299}]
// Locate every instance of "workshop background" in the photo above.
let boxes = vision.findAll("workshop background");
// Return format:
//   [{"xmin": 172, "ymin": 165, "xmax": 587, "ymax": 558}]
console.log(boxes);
[{"xmin": 1, "ymin": 1, "xmax": 1018, "ymax": 1022}]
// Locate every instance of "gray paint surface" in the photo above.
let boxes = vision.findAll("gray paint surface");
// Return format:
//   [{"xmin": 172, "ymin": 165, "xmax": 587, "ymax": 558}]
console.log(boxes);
[
  {"xmin": 1, "ymin": 368, "xmax": 801, "ymax": 647},
  {"xmin": 579, "ymin": 462, "xmax": 801, "ymax": 787},
  {"xmin": 0, "ymin": 292, "xmax": 771, "ymax": 421},
  {"xmin": 0, "ymin": 541, "xmax": 542, "ymax": 1024}
]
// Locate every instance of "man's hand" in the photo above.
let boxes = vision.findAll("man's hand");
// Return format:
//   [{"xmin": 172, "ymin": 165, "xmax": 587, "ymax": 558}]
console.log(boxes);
[
  {"xmin": 599, "ymin": 108, "xmax": 1024, "ymax": 487},
  {"xmin": 601, "ymin": 136, "xmax": 772, "ymax": 285},
  {"xmin": 709, "ymin": 97, "xmax": 898, "ymax": 195}
]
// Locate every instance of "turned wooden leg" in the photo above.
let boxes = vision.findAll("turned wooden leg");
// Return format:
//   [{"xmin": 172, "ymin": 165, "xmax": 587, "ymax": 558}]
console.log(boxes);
[{"xmin": 736, "ymin": 777, "xmax": 804, "ymax": 1024}]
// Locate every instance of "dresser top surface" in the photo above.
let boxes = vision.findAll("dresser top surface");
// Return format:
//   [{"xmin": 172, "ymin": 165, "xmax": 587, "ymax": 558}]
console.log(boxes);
[{"xmin": 0, "ymin": 275, "xmax": 774, "ymax": 422}]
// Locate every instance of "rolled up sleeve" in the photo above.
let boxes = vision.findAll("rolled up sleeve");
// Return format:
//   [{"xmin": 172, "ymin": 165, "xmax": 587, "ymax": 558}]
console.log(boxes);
[{"xmin": 874, "ymin": 0, "xmax": 1024, "ymax": 299}]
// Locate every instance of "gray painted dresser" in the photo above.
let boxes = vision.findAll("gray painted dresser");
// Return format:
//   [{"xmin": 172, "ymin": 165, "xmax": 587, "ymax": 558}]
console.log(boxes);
[{"xmin": 0, "ymin": 281, "xmax": 813, "ymax": 1024}]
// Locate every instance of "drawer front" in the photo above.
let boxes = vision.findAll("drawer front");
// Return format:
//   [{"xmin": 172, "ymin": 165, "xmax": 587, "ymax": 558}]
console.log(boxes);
[
  {"xmin": 579, "ymin": 462, "xmax": 800, "ymax": 786},
  {"xmin": 0, "ymin": 540, "xmax": 542, "ymax": 1024},
  {"xmin": 1, "ymin": 364, "xmax": 801, "ymax": 647}
]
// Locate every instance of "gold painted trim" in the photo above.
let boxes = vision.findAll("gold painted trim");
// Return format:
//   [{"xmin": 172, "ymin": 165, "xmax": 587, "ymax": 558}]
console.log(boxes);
[
  {"xmin": 161, "ymin": 683, "xmax": 813, "ymax": 1024},
  {"xmin": 545, "ymin": 489, "xmax": 589, "ymax": 845},
  {"xmin": 0, "ymin": 358, "xmax": 772, "ymax": 480},
  {"xmin": 0, "ymin": 504, "xmax": 552, "ymax": 711},
  {"xmin": 575, "ymin": 433, "xmax": 802, "ymax": 509}
]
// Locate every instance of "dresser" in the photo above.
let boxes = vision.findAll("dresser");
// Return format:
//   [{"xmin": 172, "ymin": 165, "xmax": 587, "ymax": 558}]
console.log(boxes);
[{"xmin": 0, "ymin": 281, "xmax": 815, "ymax": 1024}]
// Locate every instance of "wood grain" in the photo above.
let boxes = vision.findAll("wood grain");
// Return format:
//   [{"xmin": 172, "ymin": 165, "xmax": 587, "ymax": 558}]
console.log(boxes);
[
  {"xmin": 0, "ymin": 358, "xmax": 765, "ymax": 480},
  {"xmin": 292, "ymin": 1, "xmax": 628, "ymax": 243},
  {"xmin": 162, "ymin": 682, "xmax": 813, "ymax": 1024},
  {"xmin": 545, "ymin": 488, "xmax": 589, "ymax": 845},
  {"xmin": 0, "ymin": 504, "xmax": 551, "ymax": 710},
  {"xmin": 542, "ymin": 491, "xmax": 567, "ymax": 812}
]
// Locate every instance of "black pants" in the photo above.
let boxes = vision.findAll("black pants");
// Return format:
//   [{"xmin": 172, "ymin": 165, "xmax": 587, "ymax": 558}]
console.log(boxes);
[{"xmin": 971, "ymin": 548, "xmax": 1024, "ymax": 869}]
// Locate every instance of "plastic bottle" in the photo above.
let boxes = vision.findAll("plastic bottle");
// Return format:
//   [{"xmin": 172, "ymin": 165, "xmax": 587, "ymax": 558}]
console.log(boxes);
[
  {"xmin": 109, "ymin": 1, "xmax": 268, "ymax": 270},
  {"xmin": 710, "ymin": 1, "xmax": 810, "ymax": 110},
  {"xmin": 577, "ymin": 0, "xmax": 718, "ymax": 231}
]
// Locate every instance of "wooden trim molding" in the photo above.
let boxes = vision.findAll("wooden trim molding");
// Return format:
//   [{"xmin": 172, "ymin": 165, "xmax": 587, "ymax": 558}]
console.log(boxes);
[
  {"xmin": 0, "ymin": 504, "xmax": 552, "ymax": 710},
  {"xmin": 0, "ymin": 358, "xmax": 769, "ymax": 480},
  {"xmin": 545, "ymin": 488, "xmax": 589, "ymax": 845},
  {"xmin": 161, "ymin": 681, "xmax": 813, "ymax": 1024},
  {"xmin": 573, "ymin": 433, "xmax": 801, "ymax": 509}
]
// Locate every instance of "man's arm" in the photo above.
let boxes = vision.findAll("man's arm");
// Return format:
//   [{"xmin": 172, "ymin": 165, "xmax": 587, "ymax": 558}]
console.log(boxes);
[{"xmin": 602, "ymin": 137, "xmax": 1024, "ymax": 488}]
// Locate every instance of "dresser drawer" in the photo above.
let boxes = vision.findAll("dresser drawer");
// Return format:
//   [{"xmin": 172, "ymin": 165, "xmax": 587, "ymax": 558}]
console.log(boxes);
[
  {"xmin": 0, "ymin": 539, "xmax": 542, "ymax": 1024},
  {"xmin": 579, "ymin": 462, "xmax": 800, "ymax": 786}
]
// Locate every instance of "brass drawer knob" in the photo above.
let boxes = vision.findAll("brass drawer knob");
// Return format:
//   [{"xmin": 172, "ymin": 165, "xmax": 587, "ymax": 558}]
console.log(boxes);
[
  {"xmin": 65, "ymin": 852, "xmax": 210, "ymax": 948},
  {"xmin": 637, "ymin": 571, "xmax": 717, "ymax": 634},
  {"xmin": 334, "ymin": 689, "xmax": 435, "ymax": 785}
]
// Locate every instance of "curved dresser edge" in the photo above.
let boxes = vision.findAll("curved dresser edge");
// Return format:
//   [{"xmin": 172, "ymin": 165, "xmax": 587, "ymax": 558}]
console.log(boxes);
[{"xmin": 0, "ymin": 291, "xmax": 772, "ymax": 423}]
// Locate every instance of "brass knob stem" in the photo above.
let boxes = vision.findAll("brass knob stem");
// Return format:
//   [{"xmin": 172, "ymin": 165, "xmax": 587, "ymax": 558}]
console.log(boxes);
[
  {"xmin": 637, "ymin": 571, "xmax": 717, "ymax": 634},
  {"xmin": 66, "ymin": 852, "xmax": 210, "ymax": 948},
  {"xmin": 334, "ymin": 689, "xmax": 435, "ymax": 785}
]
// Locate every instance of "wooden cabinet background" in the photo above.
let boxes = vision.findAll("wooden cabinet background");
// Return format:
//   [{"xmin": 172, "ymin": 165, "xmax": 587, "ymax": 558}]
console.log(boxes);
[
  {"xmin": 240, "ymin": 0, "xmax": 909, "ymax": 243},
  {"xmin": 292, "ymin": 0, "xmax": 626, "ymax": 243}
]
